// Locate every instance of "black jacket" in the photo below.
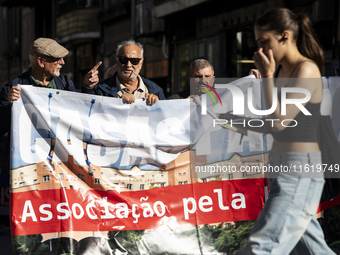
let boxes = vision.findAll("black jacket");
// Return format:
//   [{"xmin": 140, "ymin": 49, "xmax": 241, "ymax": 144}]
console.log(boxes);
[
  {"xmin": 167, "ymin": 89, "xmax": 190, "ymax": 100},
  {"xmin": 0, "ymin": 69, "xmax": 76, "ymax": 137},
  {"xmin": 0, "ymin": 69, "xmax": 76, "ymax": 174}
]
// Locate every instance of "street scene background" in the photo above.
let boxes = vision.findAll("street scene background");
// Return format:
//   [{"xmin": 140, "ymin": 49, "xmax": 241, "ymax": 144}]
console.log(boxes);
[{"xmin": 1, "ymin": 0, "xmax": 340, "ymax": 254}]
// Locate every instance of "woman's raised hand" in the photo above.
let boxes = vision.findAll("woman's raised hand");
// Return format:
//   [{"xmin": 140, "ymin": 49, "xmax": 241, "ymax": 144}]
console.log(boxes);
[{"xmin": 253, "ymin": 48, "xmax": 276, "ymax": 78}]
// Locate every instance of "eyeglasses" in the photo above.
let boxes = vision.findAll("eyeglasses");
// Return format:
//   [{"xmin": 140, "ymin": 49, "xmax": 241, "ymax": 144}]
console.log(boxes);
[
  {"xmin": 117, "ymin": 56, "xmax": 142, "ymax": 65},
  {"xmin": 51, "ymin": 57, "xmax": 63, "ymax": 64},
  {"xmin": 41, "ymin": 56, "xmax": 63, "ymax": 64}
]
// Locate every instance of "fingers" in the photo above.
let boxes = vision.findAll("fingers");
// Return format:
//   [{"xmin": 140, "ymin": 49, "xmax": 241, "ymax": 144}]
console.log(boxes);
[
  {"xmin": 83, "ymin": 65, "xmax": 101, "ymax": 89},
  {"xmin": 187, "ymin": 95, "xmax": 200, "ymax": 106},
  {"xmin": 90, "ymin": 61, "xmax": 102, "ymax": 73},
  {"xmin": 254, "ymin": 48, "xmax": 267, "ymax": 62},
  {"xmin": 8, "ymin": 85, "xmax": 21, "ymax": 105},
  {"xmin": 121, "ymin": 93, "xmax": 159, "ymax": 105},
  {"xmin": 268, "ymin": 49, "xmax": 275, "ymax": 64},
  {"xmin": 249, "ymin": 69, "xmax": 261, "ymax": 78},
  {"xmin": 12, "ymin": 85, "xmax": 21, "ymax": 92},
  {"xmin": 88, "ymin": 70, "xmax": 99, "ymax": 82},
  {"xmin": 121, "ymin": 93, "xmax": 135, "ymax": 104},
  {"xmin": 253, "ymin": 47, "xmax": 276, "ymax": 78},
  {"xmin": 145, "ymin": 93, "xmax": 159, "ymax": 105},
  {"xmin": 253, "ymin": 51, "xmax": 260, "ymax": 65}
]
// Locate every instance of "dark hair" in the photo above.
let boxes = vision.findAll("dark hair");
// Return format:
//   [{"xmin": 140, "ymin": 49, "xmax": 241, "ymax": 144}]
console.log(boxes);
[
  {"xmin": 255, "ymin": 8, "xmax": 324, "ymax": 70},
  {"xmin": 189, "ymin": 59, "xmax": 214, "ymax": 77}
]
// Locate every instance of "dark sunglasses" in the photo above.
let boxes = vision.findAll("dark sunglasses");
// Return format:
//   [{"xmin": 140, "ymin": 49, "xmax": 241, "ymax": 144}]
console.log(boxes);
[
  {"xmin": 117, "ymin": 56, "xmax": 142, "ymax": 65},
  {"xmin": 41, "ymin": 56, "xmax": 62, "ymax": 63}
]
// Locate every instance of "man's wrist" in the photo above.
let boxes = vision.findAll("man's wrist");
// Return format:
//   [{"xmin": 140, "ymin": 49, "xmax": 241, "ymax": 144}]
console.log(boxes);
[{"xmin": 82, "ymin": 83, "xmax": 94, "ymax": 89}]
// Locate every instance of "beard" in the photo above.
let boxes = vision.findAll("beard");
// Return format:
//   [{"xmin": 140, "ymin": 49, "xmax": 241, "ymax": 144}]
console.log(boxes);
[{"xmin": 53, "ymin": 66, "xmax": 62, "ymax": 77}]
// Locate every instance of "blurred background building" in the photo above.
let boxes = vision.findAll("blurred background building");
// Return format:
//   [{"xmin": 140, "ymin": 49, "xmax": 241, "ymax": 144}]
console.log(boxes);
[{"xmin": 0, "ymin": 0, "xmax": 339, "ymax": 97}]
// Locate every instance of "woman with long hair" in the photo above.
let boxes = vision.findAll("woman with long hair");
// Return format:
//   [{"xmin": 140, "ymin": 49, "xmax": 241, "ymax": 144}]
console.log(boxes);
[{"xmin": 237, "ymin": 8, "xmax": 335, "ymax": 255}]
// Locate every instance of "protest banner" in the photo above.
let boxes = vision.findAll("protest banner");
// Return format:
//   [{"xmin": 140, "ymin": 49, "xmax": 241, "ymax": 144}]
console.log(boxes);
[{"xmin": 9, "ymin": 76, "xmax": 340, "ymax": 254}]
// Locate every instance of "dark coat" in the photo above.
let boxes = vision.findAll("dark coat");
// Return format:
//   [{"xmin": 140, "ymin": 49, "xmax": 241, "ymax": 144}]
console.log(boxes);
[
  {"xmin": 0, "ymin": 69, "xmax": 76, "ymax": 175},
  {"xmin": 167, "ymin": 89, "xmax": 190, "ymax": 100},
  {"xmin": 0, "ymin": 69, "xmax": 76, "ymax": 137}
]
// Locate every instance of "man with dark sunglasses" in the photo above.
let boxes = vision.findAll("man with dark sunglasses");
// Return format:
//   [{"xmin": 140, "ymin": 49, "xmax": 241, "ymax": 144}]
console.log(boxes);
[{"xmin": 82, "ymin": 39, "xmax": 165, "ymax": 105}]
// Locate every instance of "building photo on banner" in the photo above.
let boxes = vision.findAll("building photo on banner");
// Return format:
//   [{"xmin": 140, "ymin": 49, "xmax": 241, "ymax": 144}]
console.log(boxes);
[{"xmin": 7, "ymin": 74, "xmax": 340, "ymax": 254}]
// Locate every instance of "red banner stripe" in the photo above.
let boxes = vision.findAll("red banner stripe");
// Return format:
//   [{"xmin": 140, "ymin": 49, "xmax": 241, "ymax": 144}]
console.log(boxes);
[{"xmin": 11, "ymin": 178, "xmax": 265, "ymax": 236}]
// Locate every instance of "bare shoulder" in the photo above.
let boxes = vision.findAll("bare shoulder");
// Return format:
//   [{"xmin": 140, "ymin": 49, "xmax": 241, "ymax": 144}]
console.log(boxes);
[
  {"xmin": 294, "ymin": 60, "xmax": 321, "ymax": 78},
  {"xmin": 290, "ymin": 60, "xmax": 322, "ymax": 102}
]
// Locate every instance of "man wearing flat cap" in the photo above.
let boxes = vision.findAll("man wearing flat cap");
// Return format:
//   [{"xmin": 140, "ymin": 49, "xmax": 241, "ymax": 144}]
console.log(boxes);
[
  {"xmin": 0, "ymin": 38, "xmax": 100, "ymax": 173},
  {"xmin": 0, "ymin": 38, "xmax": 100, "ymax": 134}
]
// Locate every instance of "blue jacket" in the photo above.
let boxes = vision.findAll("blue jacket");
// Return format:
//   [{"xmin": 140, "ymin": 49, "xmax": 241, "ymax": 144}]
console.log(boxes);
[
  {"xmin": 81, "ymin": 72, "xmax": 166, "ymax": 100},
  {"xmin": 0, "ymin": 69, "xmax": 76, "ymax": 136}
]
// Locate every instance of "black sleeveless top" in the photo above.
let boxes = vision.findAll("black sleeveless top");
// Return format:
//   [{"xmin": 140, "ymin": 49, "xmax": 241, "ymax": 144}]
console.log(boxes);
[{"xmin": 271, "ymin": 64, "xmax": 321, "ymax": 143}]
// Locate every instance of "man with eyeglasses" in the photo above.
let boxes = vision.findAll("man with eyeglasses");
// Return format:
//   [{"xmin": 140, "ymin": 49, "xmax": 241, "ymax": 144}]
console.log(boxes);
[
  {"xmin": 0, "ymin": 37, "xmax": 100, "ymax": 129},
  {"xmin": 0, "ymin": 37, "xmax": 99, "ymax": 172},
  {"xmin": 0, "ymin": 37, "xmax": 101, "ymax": 234},
  {"xmin": 82, "ymin": 39, "xmax": 165, "ymax": 105}
]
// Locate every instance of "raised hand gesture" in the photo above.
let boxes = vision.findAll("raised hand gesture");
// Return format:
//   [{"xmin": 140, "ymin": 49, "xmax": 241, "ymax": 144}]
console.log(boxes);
[{"xmin": 83, "ymin": 61, "xmax": 102, "ymax": 89}]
